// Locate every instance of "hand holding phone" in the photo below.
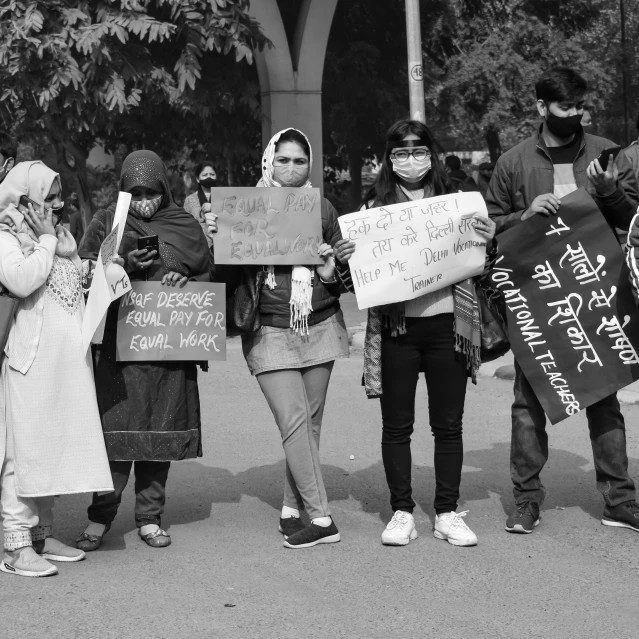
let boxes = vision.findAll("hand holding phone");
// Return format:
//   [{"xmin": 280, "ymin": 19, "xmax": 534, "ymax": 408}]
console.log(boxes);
[
  {"xmin": 597, "ymin": 146, "xmax": 622, "ymax": 172},
  {"xmin": 137, "ymin": 235, "xmax": 160, "ymax": 254}
]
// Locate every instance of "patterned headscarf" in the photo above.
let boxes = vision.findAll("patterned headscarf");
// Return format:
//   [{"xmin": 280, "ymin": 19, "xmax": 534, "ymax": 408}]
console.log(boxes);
[
  {"xmin": 256, "ymin": 129, "xmax": 314, "ymax": 335},
  {"xmin": 120, "ymin": 150, "xmax": 173, "ymax": 218}
]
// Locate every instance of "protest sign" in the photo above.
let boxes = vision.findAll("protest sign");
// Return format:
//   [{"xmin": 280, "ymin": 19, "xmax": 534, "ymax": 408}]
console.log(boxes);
[
  {"xmin": 337, "ymin": 192, "xmax": 488, "ymax": 309},
  {"xmin": 82, "ymin": 192, "xmax": 132, "ymax": 352},
  {"xmin": 211, "ymin": 187, "xmax": 323, "ymax": 265},
  {"xmin": 491, "ymin": 187, "xmax": 639, "ymax": 424},
  {"xmin": 116, "ymin": 282, "xmax": 226, "ymax": 362}
]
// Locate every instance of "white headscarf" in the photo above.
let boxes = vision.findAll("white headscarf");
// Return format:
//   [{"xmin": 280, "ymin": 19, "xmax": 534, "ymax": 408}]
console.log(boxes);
[
  {"xmin": 257, "ymin": 128, "xmax": 314, "ymax": 335},
  {"xmin": 0, "ymin": 161, "xmax": 60, "ymax": 258}
]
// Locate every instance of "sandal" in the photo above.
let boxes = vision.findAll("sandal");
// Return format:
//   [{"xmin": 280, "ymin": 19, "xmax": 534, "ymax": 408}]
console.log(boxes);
[
  {"xmin": 138, "ymin": 528, "xmax": 171, "ymax": 548},
  {"xmin": 76, "ymin": 523, "xmax": 111, "ymax": 552}
]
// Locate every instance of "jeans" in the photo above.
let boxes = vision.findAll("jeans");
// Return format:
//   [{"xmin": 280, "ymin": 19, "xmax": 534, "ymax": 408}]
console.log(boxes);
[
  {"xmin": 256, "ymin": 362, "xmax": 334, "ymax": 520},
  {"xmin": 380, "ymin": 314, "xmax": 468, "ymax": 515},
  {"xmin": 1, "ymin": 427, "xmax": 54, "ymax": 551},
  {"xmin": 511, "ymin": 360, "xmax": 636, "ymax": 507},
  {"xmin": 87, "ymin": 460, "xmax": 171, "ymax": 528}
]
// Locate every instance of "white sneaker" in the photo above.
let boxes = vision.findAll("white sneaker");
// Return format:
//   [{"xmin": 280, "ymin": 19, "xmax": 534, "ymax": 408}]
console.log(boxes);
[
  {"xmin": 381, "ymin": 511, "xmax": 418, "ymax": 546},
  {"xmin": 434, "ymin": 511, "xmax": 478, "ymax": 546}
]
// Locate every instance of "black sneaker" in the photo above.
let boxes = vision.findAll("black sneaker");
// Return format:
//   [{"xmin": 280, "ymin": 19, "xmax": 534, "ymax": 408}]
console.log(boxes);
[
  {"xmin": 283, "ymin": 519, "xmax": 340, "ymax": 549},
  {"xmin": 602, "ymin": 500, "xmax": 639, "ymax": 533},
  {"xmin": 278, "ymin": 517, "xmax": 305, "ymax": 539},
  {"xmin": 505, "ymin": 501, "xmax": 541, "ymax": 534}
]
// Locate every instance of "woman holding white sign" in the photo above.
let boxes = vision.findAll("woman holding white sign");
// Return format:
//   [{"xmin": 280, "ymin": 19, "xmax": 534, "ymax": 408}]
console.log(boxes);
[
  {"xmin": 0, "ymin": 162, "xmax": 113, "ymax": 577},
  {"xmin": 76, "ymin": 151, "xmax": 210, "ymax": 551},
  {"xmin": 209, "ymin": 128, "xmax": 350, "ymax": 549},
  {"xmin": 334, "ymin": 120, "xmax": 496, "ymax": 548}
]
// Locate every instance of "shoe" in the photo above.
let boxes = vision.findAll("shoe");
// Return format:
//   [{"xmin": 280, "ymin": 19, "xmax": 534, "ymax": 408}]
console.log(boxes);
[
  {"xmin": 278, "ymin": 516, "xmax": 305, "ymax": 539},
  {"xmin": 76, "ymin": 523, "xmax": 111, "ymax": 552},
  {"xmin": 283, "ymin": 519, "xmax": 340, "ymax": 549},
  {"xmin": 433, "ymin": 511, "xmax": 478, "ymax": 546},
  {"xmin": 139, "ymin": 528, "xmax": 171, "ymax": 548},
  {"xmin": 505, "ymin": 501, "xmax": 541, "ymax": 534},
  {"xmin": 0, "ymin": 546, "xmax": 58, "ymax": 577},
  {"xmin": 33, "ymin": 537, "xmax": 86, "ymax": 562},
  {"xmin": 381, "ymin": 511, "xmax": 418, "ymax": 546},
  {"xmin": 602, "ymin": 500, "xmax": 639, "ymax": 533}
]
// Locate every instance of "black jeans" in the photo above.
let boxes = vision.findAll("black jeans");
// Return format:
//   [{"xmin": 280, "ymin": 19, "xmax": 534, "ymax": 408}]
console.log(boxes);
[
  {"xmin": 380, "ymin": 314, "xmax": 468, "ymax": 514},
  {"xmin": 87, "ymin": 461, "xmax": 171, "ymax": 528},
  {"xmin": 512, "ymin": 361, "xmax": 635, "ymax": 507}
]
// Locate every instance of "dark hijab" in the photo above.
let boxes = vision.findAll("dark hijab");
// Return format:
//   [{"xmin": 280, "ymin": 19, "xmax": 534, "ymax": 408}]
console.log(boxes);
[{"xmin": 120, "ymin": 150, "xmax": 209, "ymax": 278}]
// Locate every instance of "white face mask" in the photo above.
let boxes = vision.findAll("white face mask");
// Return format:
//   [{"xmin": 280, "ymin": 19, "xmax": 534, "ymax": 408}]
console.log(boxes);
[{"xmin": 391, "ymin": 157, "xmax": 431, "ymax": 183}]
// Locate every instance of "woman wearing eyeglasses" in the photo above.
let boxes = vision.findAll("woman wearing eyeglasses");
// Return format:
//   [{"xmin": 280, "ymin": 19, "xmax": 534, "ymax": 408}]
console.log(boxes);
[
  {"xmin": 334, "ymin": 120, "xmax": 496, "ymax": 548},
  {"xmin": 0, "ymin": 162, "xmax": 113, "ymax": 577}
]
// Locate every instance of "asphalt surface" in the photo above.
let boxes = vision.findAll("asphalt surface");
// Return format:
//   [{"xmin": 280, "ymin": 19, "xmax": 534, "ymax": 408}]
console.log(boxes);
[{"xmin": 2, "ymin": 308, "xmax": 639, "ymax": 638}]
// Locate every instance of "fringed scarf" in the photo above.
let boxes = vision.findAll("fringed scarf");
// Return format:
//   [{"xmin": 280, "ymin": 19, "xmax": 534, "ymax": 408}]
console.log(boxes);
[{"xmin": 257, "ymin": 128, "xmax": 314, "ymax": 335}]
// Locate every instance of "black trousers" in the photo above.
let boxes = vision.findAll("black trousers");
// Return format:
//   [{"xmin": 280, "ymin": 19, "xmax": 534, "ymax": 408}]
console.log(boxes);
[
  {"xmin": 87, "ymin": 461, "xmax": 171, "ymax": 528},
  {"xmin": 380, "ymin": 314, "xmax": 468, "ymax": 514}
]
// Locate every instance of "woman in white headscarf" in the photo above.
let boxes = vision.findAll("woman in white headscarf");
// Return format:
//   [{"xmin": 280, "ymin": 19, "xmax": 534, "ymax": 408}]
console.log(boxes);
[
  {"xmin": 0, "ymin": 161, "xmax": 113, "ymax": 578},
  {"xmin": 208, "ymin": 129, "xmax": 350, "ymax": 548}
]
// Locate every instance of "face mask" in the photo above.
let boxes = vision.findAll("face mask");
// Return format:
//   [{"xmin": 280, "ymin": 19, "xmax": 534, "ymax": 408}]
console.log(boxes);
[
  {"xmin": 545, "ymin": 110, "xmax": 582, "ymax": 139},
  {"xmin": 391, "ymin": 157, "xmax": 431, "ymax": 183},
  {"xmin": 200, "ymin": 178, "xmax": 216, "ymax": 188},
  {"xmin": 51, "ymin": 205, "xmax": 65, "ymax": 226},
  {"xmin": 130, "ymin": 196, "xmax": 162, "ymax": 219},
  {"xmin": 272, "ymin": 165, "xmax": 309, "ymax": 188}
]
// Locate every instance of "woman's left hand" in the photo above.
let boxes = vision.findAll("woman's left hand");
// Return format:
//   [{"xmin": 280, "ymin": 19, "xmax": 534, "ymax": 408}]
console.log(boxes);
[
  {"xmin": 55, "ymin": 225, "xmax": 78, "ymax": 259},
  {"xmin": 473, "ymin": 216, "xmax": 496, "ymax": 241},
  {"xmin": 161, "ymin": 271, "xmax": 188, "ymax": 287},
  {"xmin": 315, "ymin": 243, "xmax": 336, "ymax": 282}
]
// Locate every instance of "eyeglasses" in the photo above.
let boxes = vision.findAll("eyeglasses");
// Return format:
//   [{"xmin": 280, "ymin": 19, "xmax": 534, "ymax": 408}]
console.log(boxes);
[{"xmin": 390, "ymin": 149, "xmax": 432, "ymax": 163}]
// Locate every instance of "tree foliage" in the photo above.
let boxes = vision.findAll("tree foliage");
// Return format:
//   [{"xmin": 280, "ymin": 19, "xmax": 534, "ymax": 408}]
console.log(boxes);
[{"xmin": 0, "ymin": 0, "xmax": 267, "ymax": 218}]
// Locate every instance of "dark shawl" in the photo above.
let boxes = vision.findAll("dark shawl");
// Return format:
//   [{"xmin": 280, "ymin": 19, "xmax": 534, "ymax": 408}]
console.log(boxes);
[{"xmin": 80, "ymin": 150, "xmax": 209, "ymax": 281}]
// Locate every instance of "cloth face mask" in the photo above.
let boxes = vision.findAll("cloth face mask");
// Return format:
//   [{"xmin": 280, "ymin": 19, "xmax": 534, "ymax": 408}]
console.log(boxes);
[
  {"xmin": 545, "ymin": 111, "xmax": 582, "ymax": 138},
  {"xmin": 391, "ymin": 157, "xmax": 431, "ymax": 183},
  {"xmin": 130, "ymin": 196, "xmax": 162, "ymax": 218},
  {"xmin": 199, "ymin": 178, "xmax": 217, "ymax": 188}
]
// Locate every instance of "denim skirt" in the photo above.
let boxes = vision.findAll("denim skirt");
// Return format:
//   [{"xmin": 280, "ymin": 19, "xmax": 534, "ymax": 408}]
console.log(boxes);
[{"xmin": 242, "ymin": 309, "xmax": 350, "ymax": 375}]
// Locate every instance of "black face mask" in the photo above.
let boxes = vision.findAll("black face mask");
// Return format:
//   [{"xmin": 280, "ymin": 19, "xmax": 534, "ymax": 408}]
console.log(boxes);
[
  {"xmin": 545, "ymin": 111, "xmax": 582, "ymax": 139},
  {"xmin": 200, "ymin": 178, "xmax": 216, "ymax": 188},
  {"xmin": 52, "ymin": 205, "xmax": 65, "ymax": 226}
]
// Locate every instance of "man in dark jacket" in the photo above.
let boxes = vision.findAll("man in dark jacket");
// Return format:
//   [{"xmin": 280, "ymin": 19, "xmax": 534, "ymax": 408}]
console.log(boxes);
[
  {"xmin": 445, "ymin": 155, "xmax": 478, "ymax": 193},
  {"xmin": 486, "ymin": 67, "xmax": 639, "ymax": 536}
]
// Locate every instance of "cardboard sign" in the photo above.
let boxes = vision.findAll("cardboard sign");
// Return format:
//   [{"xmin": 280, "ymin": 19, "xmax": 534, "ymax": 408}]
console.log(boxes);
[
  {"xmin": 116, "ymin": 282, "xmax": 226, "ymax": 362},
  {"xmin": 211, "ymin": 187, "xmax": 323, "ymax": 265},
  {"xmin": 82, "ymin": 192, "xmax": 132, "ymax": 352},
  {"xmin": 491, "ymin": 188, "xmax": 639, "ymax": 424},
  {"xmin": 338, "ymin": 192, "xmax": 488, "ymax": 309}
]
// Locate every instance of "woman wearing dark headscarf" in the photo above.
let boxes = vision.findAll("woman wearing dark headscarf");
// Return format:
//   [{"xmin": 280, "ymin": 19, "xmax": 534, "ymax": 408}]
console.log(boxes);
[{"xmin": 75, "ymin": 151, "xmax": 210, "ymax": 550}]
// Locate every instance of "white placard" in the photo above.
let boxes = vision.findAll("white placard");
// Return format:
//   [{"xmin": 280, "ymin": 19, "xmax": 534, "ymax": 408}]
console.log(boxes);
[
  {"xmin": 338, "ymin": 192, "xmax": 488, "ymax": 309},
  {"xmin": 82, "ymin": 192, "xmax": 132, "ymax": 352}
]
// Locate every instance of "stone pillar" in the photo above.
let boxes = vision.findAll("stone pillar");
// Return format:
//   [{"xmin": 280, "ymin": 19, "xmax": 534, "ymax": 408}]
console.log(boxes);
[{"xmin": 251, "ymin": 0, "xmax": 338, "ymax": 191}]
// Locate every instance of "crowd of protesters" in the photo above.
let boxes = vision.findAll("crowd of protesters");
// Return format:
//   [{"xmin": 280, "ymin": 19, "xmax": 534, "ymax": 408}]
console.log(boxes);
[{"xmin": 1, "ymin": 66, "xmax": 639, "ymax": 578}]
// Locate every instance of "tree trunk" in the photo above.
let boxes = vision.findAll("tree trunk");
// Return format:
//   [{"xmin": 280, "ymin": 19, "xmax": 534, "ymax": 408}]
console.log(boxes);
[
  {"xmin": 44, "ymin": 125, "xmax": 94, "ymax": 226},
  {"xmin": 485, "ymin": 126, "xmax": 502, "ymax": 164},
  {"xmin": 226, "ymin": 149, "xmax": 235, "ymax": 186},
  {"xmin": 348, "ymin": 148, "xmax": 363, "ymax": 212}
]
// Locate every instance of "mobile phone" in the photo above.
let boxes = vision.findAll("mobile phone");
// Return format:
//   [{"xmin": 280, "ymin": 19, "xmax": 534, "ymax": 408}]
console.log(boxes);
[
  {"xmin": 18, "ymin": 195, "xmax": 40, "ymax": 210},
  {"xmin": 598, "ymin": 146, "xmax": 622, "ymax": 171},
  {"xmin": 137, "ymin": 235, "xmax": 159, "ymax": 254}
]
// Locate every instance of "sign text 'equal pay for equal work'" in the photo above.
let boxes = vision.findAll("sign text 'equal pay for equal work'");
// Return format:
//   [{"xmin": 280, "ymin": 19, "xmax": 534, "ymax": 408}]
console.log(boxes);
[
  {"xmin": 338, "ymin": 192, "xmax": 488, "ymax": 309},
  {"xmin": 116, "ymin": 282, "xmax": 226, "ymax": 362},
  {"xmin": 211, "ymin": 187, "xmax": 323, "ymax": 265}
]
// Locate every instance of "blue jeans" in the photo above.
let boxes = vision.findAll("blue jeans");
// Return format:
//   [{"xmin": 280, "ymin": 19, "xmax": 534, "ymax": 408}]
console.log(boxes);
[{"xmin": 511, "ymin": 361, "xmax": 635, "ymax": 507}]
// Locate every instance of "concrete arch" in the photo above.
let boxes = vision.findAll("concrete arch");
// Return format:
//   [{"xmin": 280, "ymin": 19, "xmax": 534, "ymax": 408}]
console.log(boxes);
[{"xmin": 251, "ymin": 0, "xmax": 339, "ymax": 189}]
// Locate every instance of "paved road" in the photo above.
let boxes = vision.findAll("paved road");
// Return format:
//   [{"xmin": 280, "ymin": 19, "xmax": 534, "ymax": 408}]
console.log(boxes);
[{"xmin": 2, "ymin": 337, "xmax": 639, "ymax": 639}]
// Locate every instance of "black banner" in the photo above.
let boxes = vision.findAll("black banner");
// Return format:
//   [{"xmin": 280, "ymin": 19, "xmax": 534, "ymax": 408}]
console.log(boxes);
[{"xmin": 491, "ymin": 188, "xmax": 639, "ymax": 424}]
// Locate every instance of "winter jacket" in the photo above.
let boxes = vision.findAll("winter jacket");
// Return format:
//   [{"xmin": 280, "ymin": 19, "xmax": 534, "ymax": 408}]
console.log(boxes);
[
  {"xmin": 486, "ymin": 126, "xmax": 639, "ymax": 239},
  {"xmin": 211, "ymin": 197, "xmax": 347, "ymax": 330},
  {"xmin": 623, "ymin": 140, "xmax": 639, "ymax": 186}
]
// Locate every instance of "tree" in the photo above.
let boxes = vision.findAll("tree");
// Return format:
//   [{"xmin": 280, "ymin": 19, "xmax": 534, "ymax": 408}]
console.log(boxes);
[{"xmin": 0, "ymin": 0, "xmax": 268, "ymax": 221}]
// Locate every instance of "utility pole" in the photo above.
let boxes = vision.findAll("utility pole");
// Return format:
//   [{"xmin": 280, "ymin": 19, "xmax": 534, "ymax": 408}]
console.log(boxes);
[
  {"xmin": 405, "ymin": 0, "xmax": 425, "ymax": 123},
  {"xmin": 620, "ymin": 0, "xmax": 630, "ymax": 146}
]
